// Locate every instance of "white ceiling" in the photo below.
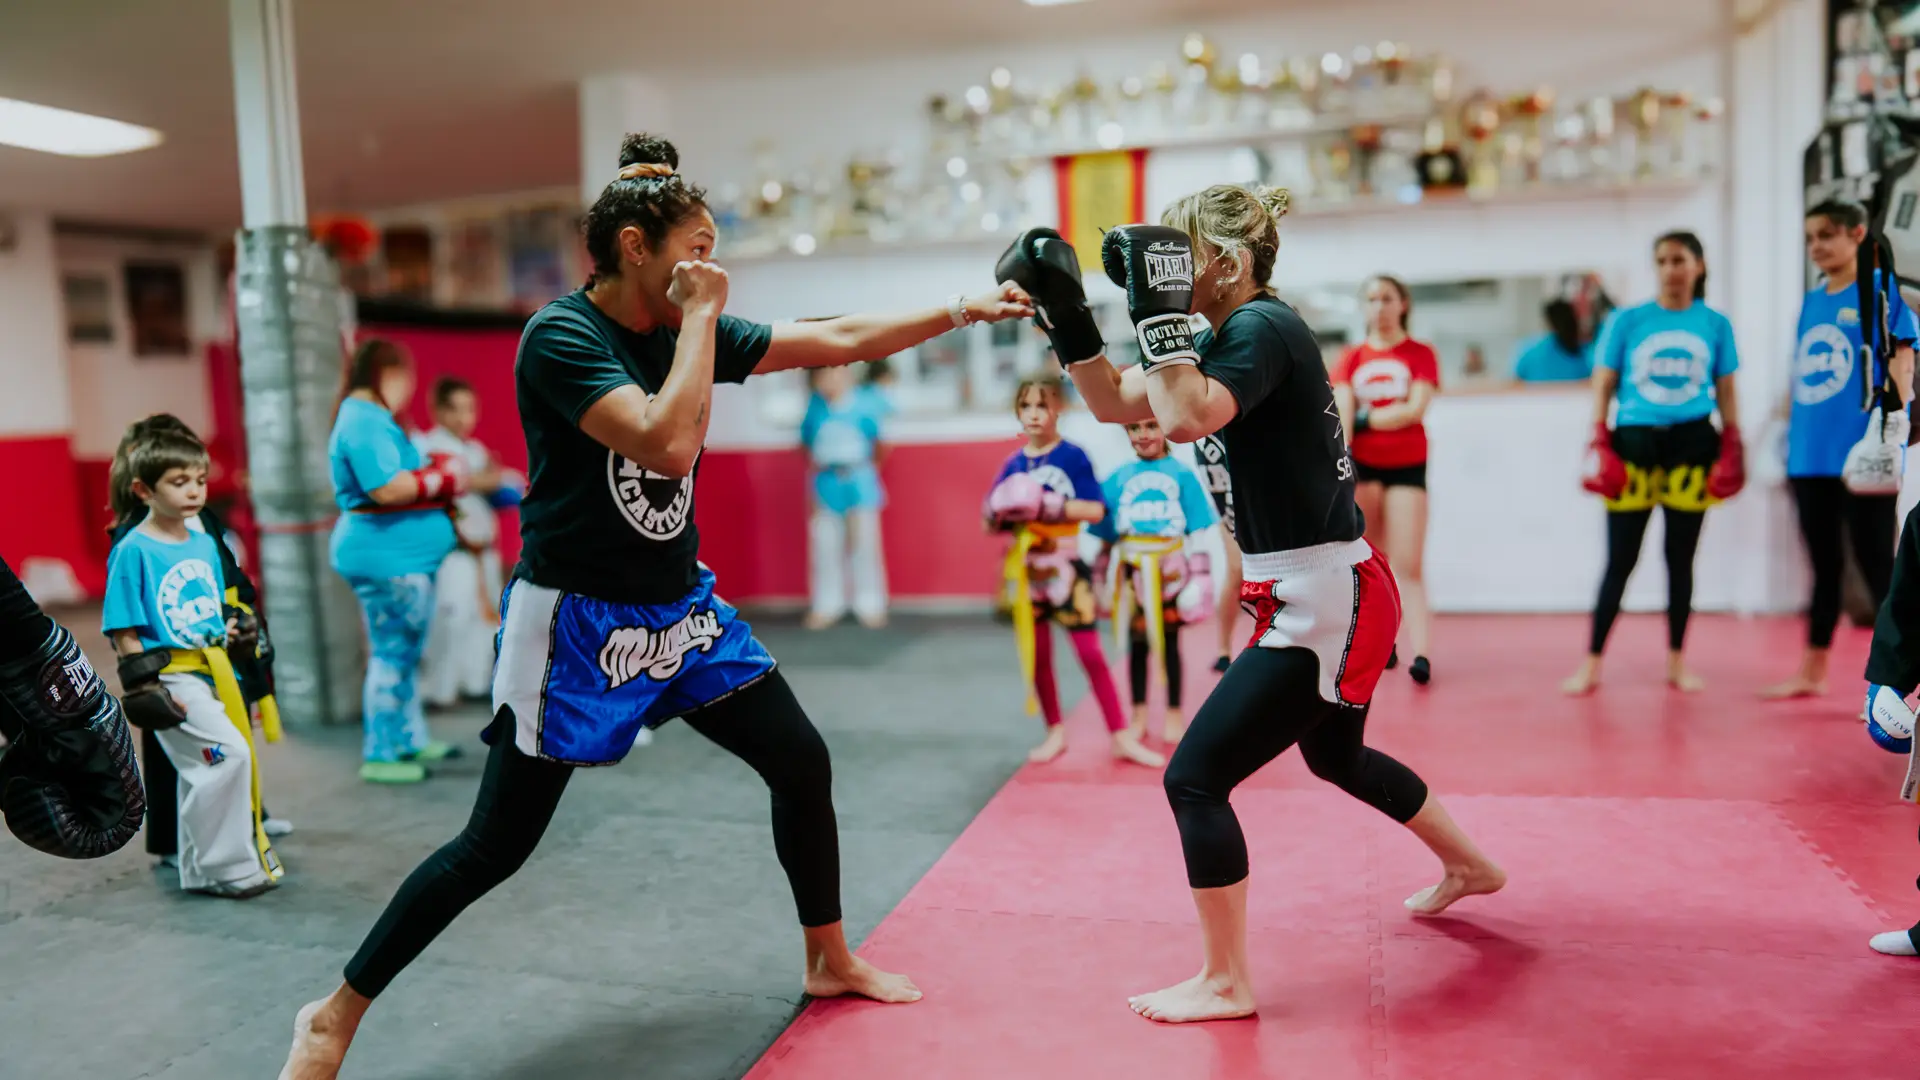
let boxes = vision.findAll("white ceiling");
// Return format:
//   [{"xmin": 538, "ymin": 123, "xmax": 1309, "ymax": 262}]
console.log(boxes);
[{"xmin": 0, "ymin": 0, "xmax": 1286, "ymax": 232}]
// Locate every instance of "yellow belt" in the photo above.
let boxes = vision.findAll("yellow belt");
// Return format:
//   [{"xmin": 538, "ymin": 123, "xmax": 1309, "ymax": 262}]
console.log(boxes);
[
  {"xmin": 1111, "ymin": 535, "xmax": 1184, "ymax": 677},
  {"xmin": 224, "ymin": 590, "xmax": 283, "ymax": 743},
  {"xmin": 1001, "ymin": 528, "xmax": 1040, "ymax": 716},
  {"xmin": 161, "ymin": 645, "xmax": 283, "ymax": 881}
]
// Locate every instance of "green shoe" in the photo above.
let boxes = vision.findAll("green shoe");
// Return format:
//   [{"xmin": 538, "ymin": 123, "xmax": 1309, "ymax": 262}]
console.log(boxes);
[
  {"xmin": 360, "ymin": 761, "xmax": 428, "ymax": 784},
  {"xmin": 407, "ymin": 740, "xmax": 462, "ymax": 763}
]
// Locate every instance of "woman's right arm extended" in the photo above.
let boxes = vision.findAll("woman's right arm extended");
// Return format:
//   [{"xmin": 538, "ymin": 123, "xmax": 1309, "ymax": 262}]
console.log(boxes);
[{"xmin": 574, "ymin": 262, "xmax": 730, "ymax": 479}]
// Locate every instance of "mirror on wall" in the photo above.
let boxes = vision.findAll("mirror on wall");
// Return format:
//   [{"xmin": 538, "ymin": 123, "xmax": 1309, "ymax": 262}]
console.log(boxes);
[{"xmin": 754, "ymin": 268, "xmax": 1615, "ymax": 427}]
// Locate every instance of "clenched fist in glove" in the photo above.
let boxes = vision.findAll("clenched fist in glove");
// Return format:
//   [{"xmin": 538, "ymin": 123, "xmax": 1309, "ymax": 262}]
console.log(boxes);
[
  {"xmin": 1705, "ymin": 424, "xmax": 1745, "ymax": 501},
  {"xmin": 1177, "ymin": 552, "xmax": 1217, "ymax": 624},
  {"xmin": 995, "ymin": 228, "xmax": 1105, "ymax": 367},
  {"xmin": 986, "ymin": 473, "xmax": 1066, "ymax": 528},
  {"xmin": 0, "ymin": 619, "xmax": 145, "ymax": 860},
  {"xmin": 1843, "ymin": 407, "xmax": 1907, "ymax": 496},
  {"xmin": 1581, "ymin": 422, "xmax": 1628, "ymax": 500},
  {"xmin": 1101, "ymin": 225, "xmax": 1200, "ymax": 373}
]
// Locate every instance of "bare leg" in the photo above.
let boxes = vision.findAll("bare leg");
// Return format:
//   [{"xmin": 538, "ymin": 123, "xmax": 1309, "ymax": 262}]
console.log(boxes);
[
  {"xmin": 1561, "ymin": 655, "xmax": 1602, "ymax": 696},
  {"xmin": 801, "ymin": 922, "xmax": 922, "ymax": 1002},
  {"xmin": 1760, "ymin": 647, "xmax": 1829, "ymax": 699},
  {"xmin": 278, "ymin": 985, "xmax": 369, "ymax": 1080},
  {"xmin": 1128, "ymin": 879, "xmax": 1257, "ymax": 1023},
  {"xmin": 1162, "ymin": 707, "xmax": 1185, "ymax": 745},
  {"xmin": 1402, "ymin": 795, "xmax": 1507, "ymax": 915}
]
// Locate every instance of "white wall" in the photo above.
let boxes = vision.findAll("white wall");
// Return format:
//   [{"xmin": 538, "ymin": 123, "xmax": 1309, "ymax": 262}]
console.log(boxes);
[
  {"xmin": 0, "ymin": 210, "xmax": 73, "ymax": 439},
  {"xmin": 56, "ymin": 233, "xmax": 223, "ymax": 458}
]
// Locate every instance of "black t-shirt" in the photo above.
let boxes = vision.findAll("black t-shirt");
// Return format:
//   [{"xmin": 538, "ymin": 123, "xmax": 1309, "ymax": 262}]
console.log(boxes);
[
  {"xmin": 515, "ymin": 290, "xmax": 773, "ymax": 604},
  {"xmin": 1195, "ymin": 295, "xmax": 1362, "ymax": 554}
]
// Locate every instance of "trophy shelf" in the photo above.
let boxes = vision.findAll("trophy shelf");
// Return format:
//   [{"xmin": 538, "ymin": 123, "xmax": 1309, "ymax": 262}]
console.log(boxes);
[
  {"xmin": 985, "ymin": 107, "xmax": 1438, "ymax": 163},
  {"xmin": 722, "ymin": 174, "xmax": 1706, "ymax": 266}
]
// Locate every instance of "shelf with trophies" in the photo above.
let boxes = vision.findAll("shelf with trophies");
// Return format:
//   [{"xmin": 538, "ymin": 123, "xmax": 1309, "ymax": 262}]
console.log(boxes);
[{"xmin": 717, "ymin": 34, "xmax": 1724, "ymax": 264}]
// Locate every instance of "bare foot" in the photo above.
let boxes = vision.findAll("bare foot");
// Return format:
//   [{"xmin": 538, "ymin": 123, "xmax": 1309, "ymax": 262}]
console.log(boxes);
[
  {"xmin": 1111, "ymin": 729, "xmax": 1167, "ymax": 768},
  {"xmin": 1667, "ymin": 670, "xmax": 1706, "ymax": 693},
  {"xmin": 1028, "ymin": 727, "xmax": 1068, "ymax": 764},
  {"xmin": 1759, "ymin": 676, "xmax": 1826, "ymax": 700},
  {"xmin": 804, "ymin": 954, "xmax": 922, "ymax": 1003},
  {"xmin": 1162, "ymin": 713, "xmax": 1186, "ymax": 744},
  {"xmin": 1560, "ymin": 664, "xmax": 1600, "ymax": 697},
  {"xmin": 855, "ymin": 613, "xmax": 888, "ymax": 630},
  {"xmin": 802, "ymin": 612, "xmax": 837, "ymax": 631},
  {"xmin": 1128, "ymin": 972, "xmax": 1256, "ymax": 1024},
  {"xmin": 1405, "ymin": 861, "xmax": 1508, "ymax": 916},
  {"xmin": 277, "ymin": 999, "xmax": 356, "ymax": 1080}
]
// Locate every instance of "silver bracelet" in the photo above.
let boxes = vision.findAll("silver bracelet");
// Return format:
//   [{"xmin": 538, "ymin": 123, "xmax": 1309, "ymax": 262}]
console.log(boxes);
[{"xmin": 947, "ymin": 294, "xmax": 972, "ymax": 329}]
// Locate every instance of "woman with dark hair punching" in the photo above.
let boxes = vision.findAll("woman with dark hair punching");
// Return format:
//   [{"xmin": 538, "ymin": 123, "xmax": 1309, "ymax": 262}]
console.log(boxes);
[
  {"xmin": 1761, "ymin": 200, "xmax": 1917, "ymax": 700},
  {"xmin": 1008, "ymin": 182, "xmax": 1503, "ymax": 1025},
  {"xmin": 1563, "ymin": 232, "xmax": 1744, "ymax": 696},
  {"xmin": 278, "ymin": 135, "xmax": 1032, "ymax": 1079},
  {"xmin": 1332, "ymin": 274, "xmax": 1440, "ymax": 684}
]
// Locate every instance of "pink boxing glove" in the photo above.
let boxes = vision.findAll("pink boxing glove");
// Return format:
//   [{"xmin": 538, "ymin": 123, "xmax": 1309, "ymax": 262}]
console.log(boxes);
[
  {"xmin": 986, "ymin": 472, "xmax": 1067, "ymax": 527},
  {"xmin": 1176, "ymin": 552, "xmax": 1215, "ymax": 623},
  {"xmin": 1158, "ymin": 551, "xmax": 1190, "ymax": 598}
]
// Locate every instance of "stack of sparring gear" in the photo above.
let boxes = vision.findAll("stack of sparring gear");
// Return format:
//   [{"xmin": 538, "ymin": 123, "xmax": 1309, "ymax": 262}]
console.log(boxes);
[
  {"xmin": 0, "ymin": 556, "xmax": 145, "ymax": 858},
  {"xmin": 1843, "ymin": 230, "xmax": 1915, "ymax": 496}
]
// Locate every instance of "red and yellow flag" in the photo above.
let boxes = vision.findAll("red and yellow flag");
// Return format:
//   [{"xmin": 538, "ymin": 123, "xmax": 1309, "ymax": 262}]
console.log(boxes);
[{"xmin": 1054, "ymin": 149, "xmax": 1148, "ymax": 275}]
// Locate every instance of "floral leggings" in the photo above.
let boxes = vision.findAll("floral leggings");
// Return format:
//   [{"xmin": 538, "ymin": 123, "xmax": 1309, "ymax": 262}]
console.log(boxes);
[{"xmin": 349, "ymin": 574, "xmax": 436, "ymax": 764}]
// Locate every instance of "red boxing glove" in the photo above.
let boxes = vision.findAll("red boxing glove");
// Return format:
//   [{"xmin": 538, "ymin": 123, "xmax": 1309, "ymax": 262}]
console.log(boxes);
[
  {"xmin": 1706, "ymin": 424, "xmax": 1745, "ymax": 501},
  {"xmin": 409, "ymin": 452, "xmax": 468, "ymax": 503},
  {"xmin": 1581, "ymin": 422, "xmax": 1627, "ymax": 500}
]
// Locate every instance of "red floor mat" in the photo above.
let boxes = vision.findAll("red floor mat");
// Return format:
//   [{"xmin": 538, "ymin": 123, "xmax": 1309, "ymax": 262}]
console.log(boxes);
[{"xmin": 748, "ymin": 615, "xmax": 1920, "ymax": 1080}]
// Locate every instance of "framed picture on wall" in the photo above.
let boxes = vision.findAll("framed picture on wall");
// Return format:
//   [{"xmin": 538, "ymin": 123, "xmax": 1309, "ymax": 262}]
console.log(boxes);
[
  {"xmin": 63, "ymin": 274, "xmax": 114, "ymax": 343},
  {"xmin": 122, "ymin": 261, "xmax": 190, "ymax": 356}
]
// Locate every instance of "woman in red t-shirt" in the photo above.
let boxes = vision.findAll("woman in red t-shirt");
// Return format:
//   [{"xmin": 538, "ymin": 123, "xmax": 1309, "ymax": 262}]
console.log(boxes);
[{"xmin": 1332, "ymin": 275, "xmax": 1440, "ymax": 684}]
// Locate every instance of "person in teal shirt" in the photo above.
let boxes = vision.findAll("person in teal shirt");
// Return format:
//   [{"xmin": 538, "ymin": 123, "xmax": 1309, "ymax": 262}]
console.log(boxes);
[
  {"xmin": 327, "ymin": 339, "xmax": 460, "ymax": 783},
  {"xmin": 1763, "ymin": 199, "xmax": 1919, "ymax": 700},
  {"xmin": 1512, "ymin": 300, "xmax": 1594, "ymax": 383},
  {"xmin": 1097, "ymin": 416, "xmax": 1219, "ymax": 743},
  {"xmin": 1566, "ymin": 231, "xmax": 1742, "ymax": 698},
  {"xmin": 799, "ymin": 363, "xmax": 890, "ymax": 629}
]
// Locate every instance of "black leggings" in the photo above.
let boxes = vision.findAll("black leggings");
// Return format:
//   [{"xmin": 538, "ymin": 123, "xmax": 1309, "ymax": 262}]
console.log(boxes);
[
  {"xmin": 1791, "ymin": 477, "xmax": 1896, "ymax": 649},
  {"xmin": 343, "ymin": 671, "xmax": 840, "ymax": 999},
  {"xmin": 1163, "ymin": 647, "xmax": 1429, "ymax": 889},
  {"xmin": 1128, "ymin": 621, "xmax": 1184, "ymax": 708},
  {"xmin": 1587, "ymin": 507, "xmax": 1706, "ymax": 655}
]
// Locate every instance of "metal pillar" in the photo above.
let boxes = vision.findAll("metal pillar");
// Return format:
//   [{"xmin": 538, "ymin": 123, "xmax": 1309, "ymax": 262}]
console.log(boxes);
[{"xmin": 228, "ymin": 0, "xmax": 362, "ymax": 728}]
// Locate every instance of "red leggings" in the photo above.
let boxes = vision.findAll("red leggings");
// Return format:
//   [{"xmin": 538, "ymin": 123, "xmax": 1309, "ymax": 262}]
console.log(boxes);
[{"xmin": 1033, "ymin": 624, "xmax": 1126, "ymax": 732}]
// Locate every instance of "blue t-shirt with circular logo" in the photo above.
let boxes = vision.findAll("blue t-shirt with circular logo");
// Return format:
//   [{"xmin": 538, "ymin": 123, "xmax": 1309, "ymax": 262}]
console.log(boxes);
[
  {"xmin": 101, "ymin": 527, "xmax": 228, "ymax": 651},
  {"xmin": 1788, "ymin": 272, "xmax": 1919, "ymax": 477},
  {"xmin": 1595, "ymin": 300, "xmax": 1739, "ymax": 428}
]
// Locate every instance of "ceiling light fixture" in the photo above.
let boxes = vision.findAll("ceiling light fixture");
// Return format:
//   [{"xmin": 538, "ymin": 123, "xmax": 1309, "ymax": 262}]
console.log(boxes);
[{"xmin": 0, "ymin": 98, "xmax": 163, "ymax": 157}]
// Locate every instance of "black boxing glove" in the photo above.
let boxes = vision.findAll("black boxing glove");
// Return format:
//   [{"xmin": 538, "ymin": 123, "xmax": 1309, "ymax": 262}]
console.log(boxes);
[
  {"xmin": 0, "ymin": 622, "xmax": 145, "ymax": 859},
  {"xmin": 994, "ymin": 227, "xmax": 1106, "ymax": 366},
  {"xmin": 1101, "ymin": 225, "xmax": 1200, "ymax": 373},
  {"xmin": 224, "ymin": 603, "xmax": 259, "ymax": 658},
  {"xmin": 117, "ymin": 650, "xmax": 186, "ymax": 731}
]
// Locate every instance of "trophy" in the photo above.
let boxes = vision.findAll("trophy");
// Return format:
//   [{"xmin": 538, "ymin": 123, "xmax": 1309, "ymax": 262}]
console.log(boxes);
[
  {"xmin": 1351, "ymin": 124, "xmax": 1384, "ymax": 196},
  {"xmin": 1415, "ymin": 116, "xmax": 1465, "ymax": 191},
  {"xmin": 1658, "ymin": 91, "xmax": 1692, "ymax": 176},
  {"xmin": 1374, "ymin": 42, "xmax": 1424, "ymax": 117},
  {"xmin": 986, "ymin": 67, "xmax": 1020, "ymax": 151},
  {"xmin": 1146, "ymin": 62, "xmax": 1179, "ymax": 140},
  {"xmin": 1310, "ymin": 134, "xmax": 1355, "ymax": 202},
  {"xmin": 1233, "ymin": 54, "xmax": 1270, "ymax": 130},
  {"xmin": 1547, "ymin": 111, "xmax": 1590, "ymax": 184},
  {"xmin": 1624, "ymin": 88, "xmax": 1660, "ymax": 179},
  {"xmin": 1586, "ymin": 96, "xmax": 1619, "ymax": 180},
  {"xmin": 1176, "ymin": 33, "xmax": 1218, "ymax": 130},
  {"xmin": 1508, "ymin": 87, "xmax": 1554, "ymax": 185},
  {"xmin": 1268, "ymin": 58, "xmax": 1316, "ymax": 131},
  {"xmin": 1460, "ymin": 91, "xmax": 1503, "ymax": 195},
  {"xmin": 1116, "ymin": 75, "xmax": 1149, "ymax": 142},
  {"xmin": 1067, "ymin": 71, "xmax": 1110, "ymax": 148},
  {"xmin": 1692, "ymin": 97, "xmax": 1725, "ymax": 177},
  {"xmin": 1316, "ymin": 51, "xmax": 1354, "ymax": 120}
]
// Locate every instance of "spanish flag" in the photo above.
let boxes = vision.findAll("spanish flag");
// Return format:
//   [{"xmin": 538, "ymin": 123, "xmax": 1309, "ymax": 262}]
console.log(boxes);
[{"xmin": 1054, "ymin": 149, "xmax": 1148, "ymax": 275}]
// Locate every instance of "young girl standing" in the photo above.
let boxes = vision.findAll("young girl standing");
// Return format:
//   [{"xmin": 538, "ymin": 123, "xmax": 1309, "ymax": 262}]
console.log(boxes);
[
  {"xmin": 987, "ymin": 376, "xmax": 1162, "ymax": 767},
  {"xmin": 800, "ymin": 364, "xmax": 890, "ymax": 630}
]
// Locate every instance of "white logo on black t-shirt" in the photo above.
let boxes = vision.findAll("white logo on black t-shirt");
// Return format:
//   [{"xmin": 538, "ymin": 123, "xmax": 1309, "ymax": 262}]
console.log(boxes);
[
  {"xmin": 607, "ymin": 450, "xmax": 696, "ymax": 540},
  {"xmin": 599, "ymin": 607, "xmax": 723, "ymax": 688}
]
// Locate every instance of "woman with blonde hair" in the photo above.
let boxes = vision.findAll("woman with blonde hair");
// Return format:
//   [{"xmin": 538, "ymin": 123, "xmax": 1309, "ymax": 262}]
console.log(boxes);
[{"xmin": 1001, "ymin": 181, "xmax": 1503, "ymax": 1024}]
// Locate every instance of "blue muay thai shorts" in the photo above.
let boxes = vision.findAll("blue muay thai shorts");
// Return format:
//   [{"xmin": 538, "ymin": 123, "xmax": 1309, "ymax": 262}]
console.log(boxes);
[{"xmin": 491, "ymin": 567, "xmax": 776, "ymax": 765}]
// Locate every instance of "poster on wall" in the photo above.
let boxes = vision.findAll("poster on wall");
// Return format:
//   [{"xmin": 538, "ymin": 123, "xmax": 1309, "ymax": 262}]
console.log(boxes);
[
  {"xmin": 447, "ymin": 218, "xmax": 504, "ymax": 308},
  {"xmin": 63, "ymin": 274, "xmax": 113, "ymax": 343},
  {"xmin": 504, "ymin": 206, "xmax": 571, "ymax": 312},
  {"xmin": 122, "ymin": 261, "xmax": 190, "ymax": 356}
]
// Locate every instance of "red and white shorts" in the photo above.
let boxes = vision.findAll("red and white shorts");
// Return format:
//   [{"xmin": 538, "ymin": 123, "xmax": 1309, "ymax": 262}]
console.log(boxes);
[{"xmin": 1240, "ymin": 538, "xmax": 1401, "ymax": 708}]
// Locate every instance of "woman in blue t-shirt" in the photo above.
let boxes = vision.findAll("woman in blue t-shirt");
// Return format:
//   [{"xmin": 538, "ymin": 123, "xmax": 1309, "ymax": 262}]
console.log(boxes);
[
  {"xmin": 1762, "ymin": 200, "xmax": 1918, "ymax": 699},
  {"xmin": 326, "ymin": 340, "xmax": 461, "ymax": 784},
  {"xmin": 1565, "ymin": 232, "xmax": 1743, "ymax": 696}
]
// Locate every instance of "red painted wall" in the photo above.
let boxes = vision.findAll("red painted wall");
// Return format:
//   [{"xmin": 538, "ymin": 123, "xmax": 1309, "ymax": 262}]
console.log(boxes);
[{"xmin": 0, "ymin": 434, "xmax": 103, "ymax": 597}]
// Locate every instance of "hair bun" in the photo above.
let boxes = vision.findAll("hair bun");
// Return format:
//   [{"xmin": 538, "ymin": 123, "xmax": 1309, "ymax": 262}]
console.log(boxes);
[
  {"xmin": 1254, "ymin": 185, "xmax": 1291, "ymax": 222},
  {"xmin": 619, "ymin": 133, "xmax": 679, "ymax": 171}
]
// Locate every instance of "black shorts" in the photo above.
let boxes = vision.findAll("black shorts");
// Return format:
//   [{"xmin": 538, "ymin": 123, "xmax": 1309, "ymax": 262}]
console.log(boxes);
[
  {"xmin": 1353, "ymin": 461, "xmax": 1428, "ymax": 489},
  {"xmin": 1608, "ymin": 417, "xmax": 1721, "ymax": 513}
]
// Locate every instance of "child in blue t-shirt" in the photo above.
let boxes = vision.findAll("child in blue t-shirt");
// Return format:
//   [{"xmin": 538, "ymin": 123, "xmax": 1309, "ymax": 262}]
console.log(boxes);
[
  {"xmin": 102, "ymin": 421, "xmax": 282, "ymax": 898},
  {"xmin": 800, "ymin": 364, "xmax": 891, "ymax": 630},
  {"xmin": 1512, "ymin": 300, "xmax": 1594, "ymax": 383},
  {"xmin": 1762, "ymin": 200, "xmax": 1920, "ymax": 701},
  {"xmin": 985, "ymin": 375, "xmax": 1161, "ymax": 769},
  {"xmin": 1098, "ymin": 417, "xmax": 1219, "ymax": 744},
  {"xmin": 1567, "ymin": 231, "xmax": 1742, "ymax": 698}
]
